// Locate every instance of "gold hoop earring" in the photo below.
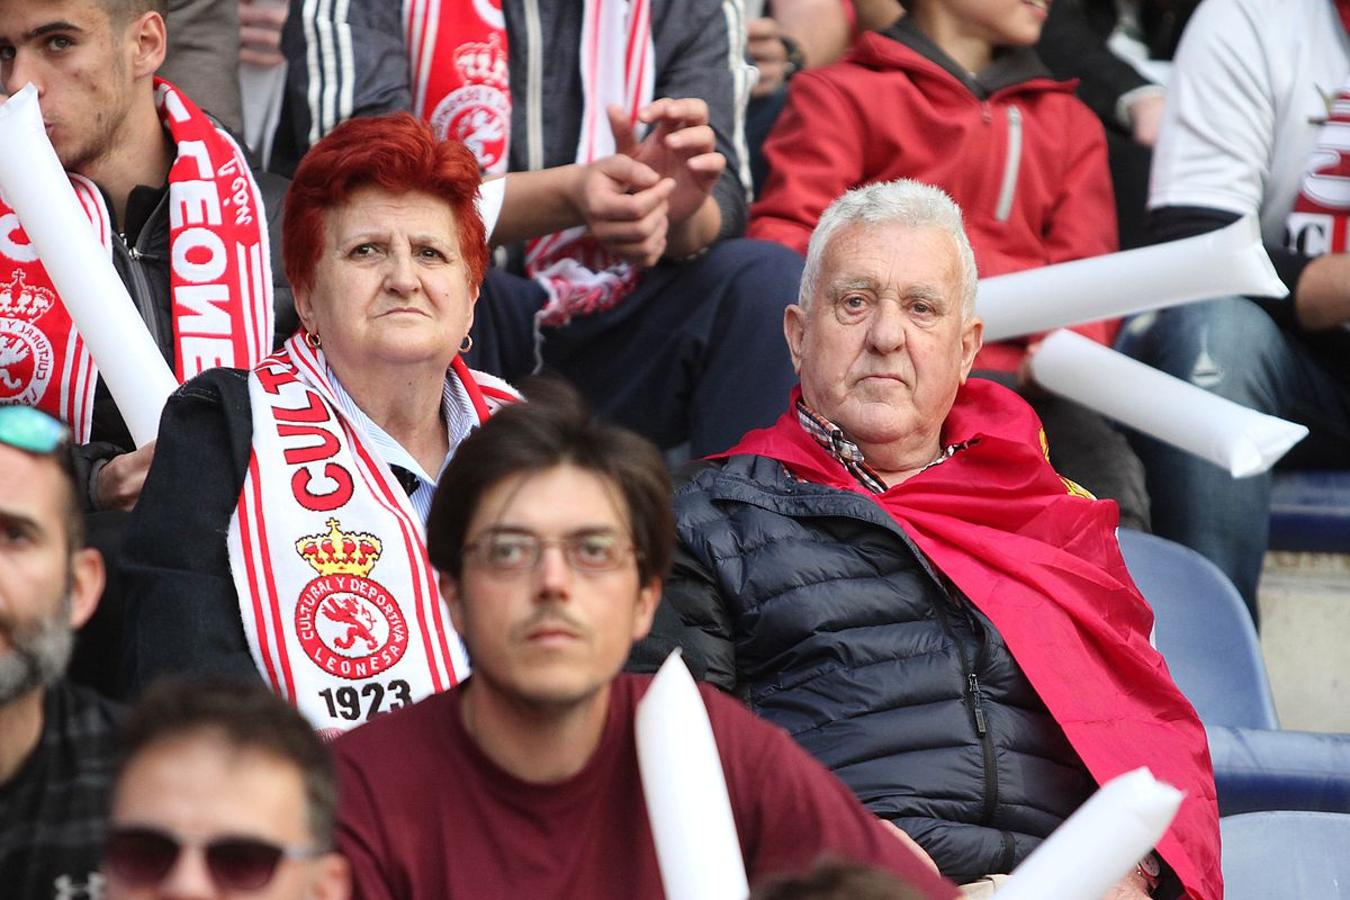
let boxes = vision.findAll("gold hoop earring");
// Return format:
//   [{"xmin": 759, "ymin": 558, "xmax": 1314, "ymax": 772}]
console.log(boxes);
[
  {"xmin": 459, "ymin": 334, "xmax": 473, "ymax": 354},
  {"xmin": 305, "ymin": 331, "xmax": 322, "ymax": 349}
]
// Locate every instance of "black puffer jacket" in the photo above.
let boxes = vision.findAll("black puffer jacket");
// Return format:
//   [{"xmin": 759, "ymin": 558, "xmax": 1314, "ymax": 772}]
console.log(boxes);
[{"xmin": 630, "ymin": 455, "xmax": 1097, "ymax": 883}]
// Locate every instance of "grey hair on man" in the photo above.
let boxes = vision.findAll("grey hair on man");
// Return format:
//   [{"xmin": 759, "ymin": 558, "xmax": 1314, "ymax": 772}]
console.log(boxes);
[{"xmin": 799, "ymin": 180, "xmax": 979, "ymax": 317}]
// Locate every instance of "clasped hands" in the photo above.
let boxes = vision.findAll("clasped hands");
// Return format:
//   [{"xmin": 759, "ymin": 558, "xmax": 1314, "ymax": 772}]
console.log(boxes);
[{"xmin": 568, "ymin": 98, "xmax": 725, "ymax": 267}]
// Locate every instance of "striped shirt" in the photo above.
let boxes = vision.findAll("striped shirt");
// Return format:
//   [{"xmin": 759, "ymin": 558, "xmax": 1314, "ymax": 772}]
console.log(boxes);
[{"xmin": 327, "ymin": 366, "xmax": 480, "ymax": 526}]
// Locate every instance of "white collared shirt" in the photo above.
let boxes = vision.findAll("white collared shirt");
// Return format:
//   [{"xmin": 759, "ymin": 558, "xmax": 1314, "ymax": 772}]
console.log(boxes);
[{"xmin": 326, "ymin": 365, "xmax": 480, "ymax": 525}]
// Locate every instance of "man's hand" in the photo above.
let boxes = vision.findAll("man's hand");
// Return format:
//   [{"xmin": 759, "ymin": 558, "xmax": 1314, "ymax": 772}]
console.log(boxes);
[
  {"xmin": 607, "ymin": 99, "xmax": 725, "ymax": 227},
  {"xmin": 239, "ymin": 0, "xmax": 288, "ymax": 68},
  {"xmin": 95, "ymin": 442, "xmax": 156, "ymax": 512},
  {"xmin": 1128, "ymin": 92, "xmax": 1166, "ymax": 148},
  {"xmin": 878, "ymin": 819, "xmax": 941, "ymax": 876},
  {"xmin": 568, "ymin": 155, "xmax": 675, "ymax": 267},
  {"xmin": 748, "ymin": 17, "xmax": 790, "ymax": 98}
]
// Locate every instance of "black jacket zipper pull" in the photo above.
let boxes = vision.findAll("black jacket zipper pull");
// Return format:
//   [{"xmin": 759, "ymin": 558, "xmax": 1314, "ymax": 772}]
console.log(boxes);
[{"xmin": 968, "ymin": 672, "xmax": 988, "ymax": 736}]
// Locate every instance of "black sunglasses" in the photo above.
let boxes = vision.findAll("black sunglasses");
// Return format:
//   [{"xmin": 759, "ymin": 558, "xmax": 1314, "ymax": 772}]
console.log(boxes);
[
  {"xmin": 103, "ymin": 826, "xmax": 323, "ymax": 891},
  {"xmin": 0, "ymin": 406, "xmax": 69, "ymax": 455}
]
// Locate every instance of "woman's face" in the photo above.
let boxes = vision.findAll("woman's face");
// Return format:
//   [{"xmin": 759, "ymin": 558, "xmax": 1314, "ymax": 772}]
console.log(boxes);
[{"xmin": 295, "ymin": 186, "xmax": 477, "ymax": 373}]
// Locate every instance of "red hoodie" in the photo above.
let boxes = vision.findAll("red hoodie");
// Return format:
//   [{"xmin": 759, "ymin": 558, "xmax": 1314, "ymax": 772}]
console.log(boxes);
[{"xmin": 749, "ymin": 23, "xmax": 1118, "ymax": 371}]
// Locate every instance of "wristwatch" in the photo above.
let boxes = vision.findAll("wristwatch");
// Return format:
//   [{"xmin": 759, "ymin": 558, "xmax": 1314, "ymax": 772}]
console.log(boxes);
[
  {"xmin": 779, "ymin": 34, "xmax": 806, "ymax": 80},
  {"xmin": 1136, "ymin": 852, "xmax": 1161, "ymax": 894}
]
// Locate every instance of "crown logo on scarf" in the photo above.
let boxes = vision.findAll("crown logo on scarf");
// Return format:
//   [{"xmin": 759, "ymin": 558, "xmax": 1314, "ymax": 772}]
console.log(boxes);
[
  {"xmin": 296, "ymin": 519, "xmax": 383, "ymax": 577},
  {"xmin": 0, "ymin": 271, "xmax": 55, "ymax": 322},
  {"xmin": 453, "ymin": 32, "xmax": 509, "ymax": 91}
]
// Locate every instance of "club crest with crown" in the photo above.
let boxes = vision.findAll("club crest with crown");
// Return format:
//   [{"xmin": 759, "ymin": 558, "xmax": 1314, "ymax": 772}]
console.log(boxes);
[
  {"xmin": 0, "ymin": 270, "xmax": 57, "ymax": 404},
  {"xmin": 293, "ymin": 518, "xmax": 410, "ymax": 680},
  {"xmin": 429, "ymin": 33, "xmax": 511, "ymax": 174}
]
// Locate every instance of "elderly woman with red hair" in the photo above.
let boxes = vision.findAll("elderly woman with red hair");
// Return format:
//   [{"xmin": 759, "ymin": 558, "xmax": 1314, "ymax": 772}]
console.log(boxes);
[{"xmin": 120, "ymin": 115, "xmax": 517, "ymax": 733}]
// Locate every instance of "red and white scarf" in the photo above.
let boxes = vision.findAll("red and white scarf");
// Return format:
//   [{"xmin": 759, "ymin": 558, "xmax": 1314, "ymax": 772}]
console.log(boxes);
[
  {"xmin": 1285, "ymin": 0, "xmax": 1350, "ymax": 257},
  {"xmin": 0, "ymin": 79, "xmax": 272, "ymax": 440},
  {"xmin": 227, "ymin": 334, "xmax": 516, "ymax": 736},
  {"xmin": 404, "ymin": 0, "xmax": 655, "ymax": 325}
]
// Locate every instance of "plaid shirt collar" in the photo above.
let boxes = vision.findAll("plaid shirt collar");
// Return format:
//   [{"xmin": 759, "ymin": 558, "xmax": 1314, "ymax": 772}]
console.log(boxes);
[{"xmin": 795, "ymin": 399, "xmax": 962, "ymax": 494}]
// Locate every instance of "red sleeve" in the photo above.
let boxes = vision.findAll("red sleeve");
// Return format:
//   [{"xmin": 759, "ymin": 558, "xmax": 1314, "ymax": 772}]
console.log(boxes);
[
  {"xmin": 1044, "ymin": 100, "xmax": 1121, "ymax": 346},
  {"xmin": 333, "ymin": 743, "xmax": 399, "ymax": 900},
  {"xmin": 705, "ymin": 688, "xmax": 959, "ymax": 899},
  {"xmin": 748, "ymin": 69, "xmax": 867, "ymax": 255}
]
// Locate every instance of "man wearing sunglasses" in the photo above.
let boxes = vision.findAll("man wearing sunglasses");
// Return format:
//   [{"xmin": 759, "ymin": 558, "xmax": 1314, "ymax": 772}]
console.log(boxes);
[
  {"xmin": 103, "ymin": 676, "xmax": 349, "ymax": 899},
  {"xmin": 0, "ymin": 406, "xmax": 118, "ymax": 899},
  {"xmin": 328, "ymin": 381, "xmax": 956, "ymax": 899}
]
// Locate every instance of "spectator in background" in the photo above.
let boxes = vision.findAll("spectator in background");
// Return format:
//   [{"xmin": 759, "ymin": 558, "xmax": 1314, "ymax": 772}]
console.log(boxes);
[
  {"xmin": 0, "ymin": 0, "xmax": 292, "ymax": 514},
  {"xmin": 158, "ymin": 0, "xmax": 245, "ymax": 133},
  {"xmin": 749, "ymin": 0, "xmax": 1150, "ymax": 530},
  {"xmin": 0, "ymin": 407, "xmax": 118, "ymax": 900},
  {"xmin": 636, "ymin": 181, "xmax": 1221, "ymax": 897},
  {"xmin": 331, "ymin": 381, "xmax": 957, "ymax": 899},
  {"xmin": 102, "ymin": 677, "xmax": 349, "ymax": 899},
  {"xmin": 275, "ymin": 0, "xmax": 803, "ymax": 459},
  {"xmin": 1036, "ymin": 0, "xmax": 1200, "ymax": 248},
  {"xmin": 746, "ymin": 0, "xmax": 853, "ymax": 193},
  {"xmin": 1116, "ymin": 0, "xmax": 1350, "ymax": 623}
]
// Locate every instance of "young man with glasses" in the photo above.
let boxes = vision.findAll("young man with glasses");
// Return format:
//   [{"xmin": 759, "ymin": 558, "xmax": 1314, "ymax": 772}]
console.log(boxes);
[
  {"xmin": 102, "ymin": 676, "xmax": 349, "ymax": 899},
  {"xmin": 0, "ymin": 406, "xmax": 117, "ymax": 899},
  {"xmin": 329, "ymin": 382, "xmax": 955, "ymax": 899}
]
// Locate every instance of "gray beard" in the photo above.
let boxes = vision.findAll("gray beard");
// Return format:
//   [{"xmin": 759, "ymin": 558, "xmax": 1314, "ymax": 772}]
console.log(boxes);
[{"xmin": 0, "ymin": 597, "xmax": 74, "ymax": 706}]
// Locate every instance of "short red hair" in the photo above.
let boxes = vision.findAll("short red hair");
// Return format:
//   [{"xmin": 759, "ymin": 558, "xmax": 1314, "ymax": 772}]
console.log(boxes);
[{"xmin": 283, "ymin": 113, "xmax": 490, "ymax": 296}]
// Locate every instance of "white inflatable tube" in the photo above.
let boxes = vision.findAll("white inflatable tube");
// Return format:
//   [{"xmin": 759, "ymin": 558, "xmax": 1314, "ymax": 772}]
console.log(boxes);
[
  {"xmin": 1030, "ymin": 329, "xmax": 1308, "ymax": 478},
  {"xmin": 0, "ymin": 85, "xmax": 177, "ymax": 446},
  {"xmin": 636, "ymin": 650, "xmax": 750, "ymax": 900},
  {"xmin": 995, "ymin": 767, "xmax": 1183, "ymax": 900},
  {"xmin": 978, "ymin": 216, "xmax": 1286, "ymax": 342}
]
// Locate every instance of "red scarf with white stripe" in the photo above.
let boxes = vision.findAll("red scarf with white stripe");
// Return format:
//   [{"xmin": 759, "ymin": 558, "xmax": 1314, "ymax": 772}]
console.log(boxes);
[
  {"xmin": 228, "ymin": 334, "xmax": 517, "ymax": 737},
  {"xmin": 0, "ymin": 79, "xmax": 272, "ymax": 441},
  {"xmin": 403, "ymin": 0, "xmax": 655, "ymax": 326},
  {"xmin": 1284, "ymin": 0, "xmax": 1350, "ymax": 256}
]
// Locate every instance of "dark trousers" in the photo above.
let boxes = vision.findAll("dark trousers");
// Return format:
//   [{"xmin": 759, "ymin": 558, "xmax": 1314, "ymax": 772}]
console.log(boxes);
[{"xmin": 466, "ymin": 239, "xmax": 804, "ymax": 457}]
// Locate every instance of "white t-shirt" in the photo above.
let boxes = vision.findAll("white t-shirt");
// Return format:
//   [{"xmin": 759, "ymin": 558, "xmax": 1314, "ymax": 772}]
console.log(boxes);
[{"xmin": 1149, "ymin": 0, "xmax": 1350, "ymax": 247}]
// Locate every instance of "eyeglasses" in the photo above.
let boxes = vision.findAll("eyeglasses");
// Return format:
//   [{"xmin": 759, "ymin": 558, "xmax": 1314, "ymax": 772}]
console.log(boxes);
[
  {"xmin": 103, "ymin": 826, "xmax": 323, "ymax": 891},
  {"xmin": 462, "ymin": 530, "xmax": 637, "ymax": 574},
  {"xmin": 0, "ymin": 406, "xmax": 69, "ymax": 454}
]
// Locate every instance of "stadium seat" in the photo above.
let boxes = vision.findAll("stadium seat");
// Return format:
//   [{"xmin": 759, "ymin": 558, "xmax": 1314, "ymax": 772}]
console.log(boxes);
[
  {"xmin": 1117, "ymin": 529, "xmax": 1278, "ymax": 729},
  {"xmin": 1269, "ymin": 470, "xmax": 1350, "ymax": 553},
  {"xmin": 1220, "ymin": 811, "xmax": 1350, "ymax": 899},
  {"xmin": 1119, "ymin": 530, "xmax": 1350, "ymax": 815}
]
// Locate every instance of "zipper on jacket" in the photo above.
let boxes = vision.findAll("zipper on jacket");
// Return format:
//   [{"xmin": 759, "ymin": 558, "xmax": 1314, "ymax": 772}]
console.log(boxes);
[
  {"xmin": 524, "ymin": 0, "xmax": 544, "ymax": 171},
  {"xmin": 994, "ymin": 105, "xmax": 1023, "ymax": 223},
  {"xmin": 115, "ymin": 231, "xmax": 164, "ymax": 348},
  {"xmin": 931, "ymin": 587, "xmax": 999, "ymax": 828},
  {"xmin": 959, "ymin": 603, "xmax": 1000, "ymax": 827}
]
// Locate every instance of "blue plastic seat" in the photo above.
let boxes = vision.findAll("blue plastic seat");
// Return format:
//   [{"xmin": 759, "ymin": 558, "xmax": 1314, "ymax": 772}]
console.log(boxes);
[
  {"xmin": 1269, "ymin": 470, "xmax": 1350, "ymax": 553},
  {"xmin": 1118, "ymin": 529, "xmax": 1350, "ymax": 815},
  {"xmin": 1117, "ymin": 529, "xmax": 1278, "ymax": 730},
  {"xmin": 1220, "ymin": 811, "xmax": 1350, "ymax": 899}
]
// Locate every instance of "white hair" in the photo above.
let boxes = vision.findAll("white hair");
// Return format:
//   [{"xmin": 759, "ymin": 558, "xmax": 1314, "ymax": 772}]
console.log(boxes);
[{"xmin": 799, "ymin": 179, "xmax": 979, "ymax": 317}]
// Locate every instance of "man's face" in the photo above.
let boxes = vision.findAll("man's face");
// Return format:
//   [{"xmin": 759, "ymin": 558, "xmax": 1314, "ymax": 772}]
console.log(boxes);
[
  {"xmin": 0, "ymin": 0, "xmax": 148, "ymax": 174},
  {"xmin": 441, "ymin": 464, "xmax": 660, "ymax": 711},
  {"xmin": 785, "ymin": 222, "xmax": 982, "ymax": 459},
  {"xmin": 0, "ymin": 443, "xmax": 97, "ymax": 706},
  {"xmin": 106, "ymin": 734, "xmax": 346, "ymax": 900}
]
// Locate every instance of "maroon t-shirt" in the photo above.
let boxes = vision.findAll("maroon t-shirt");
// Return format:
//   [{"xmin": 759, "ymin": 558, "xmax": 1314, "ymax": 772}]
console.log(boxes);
[{"xmin": 333, "ymin": 673, "xmax": 956, "ymax": 899}]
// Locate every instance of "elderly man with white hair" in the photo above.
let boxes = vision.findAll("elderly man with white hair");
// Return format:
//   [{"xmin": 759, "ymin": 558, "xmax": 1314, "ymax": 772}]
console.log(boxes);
[{"xmin": 632, "ymin": 180, "xmax": 1221, "ymax": 899}]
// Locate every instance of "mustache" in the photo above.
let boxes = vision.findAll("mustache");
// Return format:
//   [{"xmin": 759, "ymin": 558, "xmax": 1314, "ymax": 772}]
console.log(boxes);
[{"xmin": 512, "ymin": 605, "xmax": 589, "ymax": 639}]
